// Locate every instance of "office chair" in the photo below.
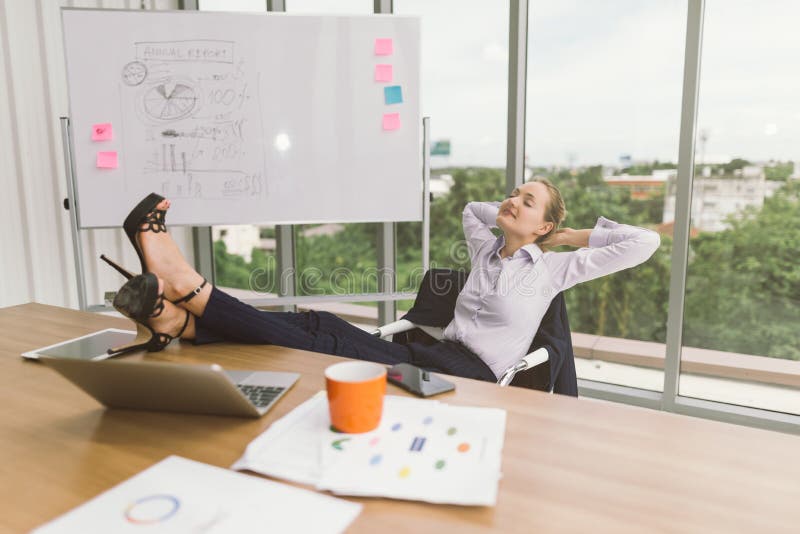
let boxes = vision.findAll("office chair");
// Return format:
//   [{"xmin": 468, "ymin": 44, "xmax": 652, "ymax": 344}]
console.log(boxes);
[{"xmin": 372, "ymin": 269, "xmax": 578, "ymax": 396}]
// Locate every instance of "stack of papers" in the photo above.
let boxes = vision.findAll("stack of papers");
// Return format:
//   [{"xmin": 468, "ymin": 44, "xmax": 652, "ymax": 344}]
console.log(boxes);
[
  {"xmin": 233, "ymin": 392, "xmax": 507, "ymax": 506},
  {"xmin": 34, "ymin": 456, "xmax": 361, "ymax": 534}
]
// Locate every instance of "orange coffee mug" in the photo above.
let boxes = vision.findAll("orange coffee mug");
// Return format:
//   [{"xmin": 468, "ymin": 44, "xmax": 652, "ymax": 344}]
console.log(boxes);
[{"xmin": 325, "ymin": 361, "xmax": 387, "ymax": 433}]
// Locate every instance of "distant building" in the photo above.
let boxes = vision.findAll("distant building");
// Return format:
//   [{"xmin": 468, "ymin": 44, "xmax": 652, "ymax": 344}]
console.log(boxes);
[
  {"xmin": 430, "ymin": 173, "xmax": 454, "ymax": 198},
  {"xmin": 655, "ymin": 220, "xmax": 699, "ymax": 239},
  {"xmin": 213, "ymin": 223, "xmax": 346, "ymax": 262},
  {"xmin": 791, "ymin": 161, "xmax": 800, "ymax": 180},
  {"xmin": 300, "ymin": 223, "xmax": 345, "ymax": 238},
  {"xmin": 603, "ymin": 171, "xmax": 671, "ymax": 200},
  {"xmin": 213, "ymin": 225, "xmax": 261, "ymax": 262},
  {"xmin": 662, "ymin": 166, "xmax": 783, "ymax": 232}
]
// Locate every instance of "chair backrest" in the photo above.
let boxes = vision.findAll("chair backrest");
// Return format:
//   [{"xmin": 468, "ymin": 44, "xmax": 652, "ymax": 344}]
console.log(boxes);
[
  {"xmin": 396, "ymin": 268, "xmax": 577, "ymax": 396},
  {"xmin": 402, "ymin": 268, "xmax": 469, "ymax": 327}
]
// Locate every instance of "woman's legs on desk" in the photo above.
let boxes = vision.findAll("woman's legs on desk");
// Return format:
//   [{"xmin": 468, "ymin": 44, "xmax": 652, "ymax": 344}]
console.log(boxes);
[
  {"xmin": 129, "ymin": 200, "xmax": 495, "ymax": 381},
  {"xmin": 190, "ymin": 286, "xmax": 493, "ymax": 380}
]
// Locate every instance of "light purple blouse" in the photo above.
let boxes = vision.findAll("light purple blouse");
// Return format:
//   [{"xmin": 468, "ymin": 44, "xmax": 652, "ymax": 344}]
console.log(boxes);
[{"xmin": 442, "ymin": 201, "xmax": 661, "ymax": 378}]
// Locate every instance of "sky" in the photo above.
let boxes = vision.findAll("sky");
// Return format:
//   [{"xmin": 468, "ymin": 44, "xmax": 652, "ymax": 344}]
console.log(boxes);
[{"xmin": 202, "ymin": 0, "xmax": 800, "ymax": 167}]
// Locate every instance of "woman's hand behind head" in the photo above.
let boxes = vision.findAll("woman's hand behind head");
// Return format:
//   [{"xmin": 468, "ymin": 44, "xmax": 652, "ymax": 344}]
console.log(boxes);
[{"xmin": 539, "ymin": 228, "xmax": 572, "ymax": 250}]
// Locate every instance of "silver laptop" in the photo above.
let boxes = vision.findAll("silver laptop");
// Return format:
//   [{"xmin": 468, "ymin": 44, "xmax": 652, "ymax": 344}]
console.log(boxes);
[{"xmin": 39, "ymin": 357, "xmax": 299, "ymax": 418}]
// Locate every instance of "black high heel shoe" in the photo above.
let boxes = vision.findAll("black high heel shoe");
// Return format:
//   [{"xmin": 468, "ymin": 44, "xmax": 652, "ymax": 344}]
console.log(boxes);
[
  {"xmin": 123, "ymin": 192, "xmax": 168, "ymax": 273},
  {"xmin": 107, "ymin": 273, "xmax": 191, "ymax": 357},
  {"xmin": 100, "ymin": 254, "xmax": 208, "ymax": 306},
  {"xmin": 100, "ymin": 254, "xmax": 134, "ymax": 280}
]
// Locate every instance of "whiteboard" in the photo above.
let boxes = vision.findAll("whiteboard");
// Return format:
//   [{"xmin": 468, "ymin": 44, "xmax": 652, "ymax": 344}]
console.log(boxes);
[{"xmin": 61, "ymin": 9, "xmax": 421, "ymax": 228}]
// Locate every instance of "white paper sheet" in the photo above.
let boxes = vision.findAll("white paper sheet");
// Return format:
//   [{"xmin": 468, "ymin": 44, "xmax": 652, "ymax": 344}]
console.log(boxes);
[
  {"xmin": 233, "ymin": 392, "xmax": 506, "ymax": 506},
  {"xmin": 33, "ymin": 456, "xmax": 361, "ymax": 534},
  {"xmin": 232, "ymin": 391, "xmax": 328, "ymax": 485},
  {"xmin": 318, "ymin": 402, "xmax": 506, "ymax": 505}
]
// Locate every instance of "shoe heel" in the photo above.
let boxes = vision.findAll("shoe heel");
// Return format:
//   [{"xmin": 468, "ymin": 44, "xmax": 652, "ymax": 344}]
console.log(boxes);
[
  {"xmin": 107, "ymin": 322, "xmax": 153, "ymax": 356},
  {"xmin": 100, "ymin": 254, "xmax": 136, "ymax": 280}
]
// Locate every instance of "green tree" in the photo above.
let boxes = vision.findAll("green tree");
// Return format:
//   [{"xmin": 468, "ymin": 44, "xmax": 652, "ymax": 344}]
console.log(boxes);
[
  {"xmin": 213, "ymin": 165, "xmax": 799, "ymax": 361},
  {"xmin": 683, "ymin": 180, "xmax": 800, "ymax": 359},
  {"xmin": 764, "ymin": 161, "xmax": 794, "ymax": 181}
]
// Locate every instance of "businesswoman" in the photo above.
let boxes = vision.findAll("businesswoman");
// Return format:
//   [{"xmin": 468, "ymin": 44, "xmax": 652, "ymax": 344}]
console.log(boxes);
[{"xmin": 103, "ymin": 179, "xmax": 660, "ymax": 382}]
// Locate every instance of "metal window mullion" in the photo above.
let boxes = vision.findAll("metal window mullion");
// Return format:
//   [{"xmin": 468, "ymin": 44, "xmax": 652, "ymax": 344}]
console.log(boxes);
[
  {"xmin": 506, "ymin": 0, "xmax": 528, "ymax": 193},
  {"xmin": 375, "ymin": 0, "xmax": 396, "ymax": 325},
  {"xmin": 662, "ymin": 0, "xmax": 705, "ymax": 411},
  {"xmin": 275, "ymin": 225, "xmax": 296, "ymax": 312},
  {"xmin": 376, "ymin": 223, "xmax": 397, "ymax": 325},
  {"xmin": 374, "ymin": 0, "xmax": 392, "ymax": 13},
  {"xmin": 422, "ymin": 117, "xmax": 431, "ymax": 272},
  {"xmin": 181, "ymin": 0, "xmax": 216, "ymax": 286},
  {"xmin": 267, "ymin": 0, "xmax": 296, "ymax": 312},
  {"xmin": 192, "ymin": 227, "xmax": 216, "ymax": 284}
]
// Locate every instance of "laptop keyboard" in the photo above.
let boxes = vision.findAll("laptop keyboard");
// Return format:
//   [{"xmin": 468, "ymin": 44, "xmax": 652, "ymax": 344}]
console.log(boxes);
[{"xmin": 236, "ymin": 384, "xmax": 286, "ymax": 408}]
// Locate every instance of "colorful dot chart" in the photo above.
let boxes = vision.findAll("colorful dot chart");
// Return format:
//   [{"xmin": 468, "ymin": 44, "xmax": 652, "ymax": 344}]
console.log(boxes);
[{"xmin": 232, "ymin": 392, "xmax": 507, "ymax": 506}]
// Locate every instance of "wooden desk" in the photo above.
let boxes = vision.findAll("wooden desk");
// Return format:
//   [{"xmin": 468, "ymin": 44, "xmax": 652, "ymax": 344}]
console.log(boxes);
[{"xmin": 1, "ymin": 303, "xmax": 798, "ymax": 533}]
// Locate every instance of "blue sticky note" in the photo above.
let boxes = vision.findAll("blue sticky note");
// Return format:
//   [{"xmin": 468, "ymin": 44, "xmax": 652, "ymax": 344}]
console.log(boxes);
[{"xmin": 384, "ymin": 85, "xmax": 403, "ymax": 105}]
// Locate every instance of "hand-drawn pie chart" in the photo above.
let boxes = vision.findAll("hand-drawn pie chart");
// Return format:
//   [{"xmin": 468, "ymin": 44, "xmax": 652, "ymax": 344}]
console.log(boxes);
[
  {"xmin": 143, "ymin": 82, "xmax": 199, "ymax": 122},
  {"xmin": 121, "ymin": 61, "xmax": 147, "ymax": 86}
]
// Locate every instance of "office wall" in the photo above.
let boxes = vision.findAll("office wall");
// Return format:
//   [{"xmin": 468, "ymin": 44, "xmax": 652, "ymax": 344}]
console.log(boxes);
[{"xmin": 0, "ymin": 0, "xmax": 194, "ymax": 309}]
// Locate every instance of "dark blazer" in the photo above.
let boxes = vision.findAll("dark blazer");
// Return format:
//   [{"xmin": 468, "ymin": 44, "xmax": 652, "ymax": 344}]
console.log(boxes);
[{"xmin": 393, "ymin": 268, "xmax": 578, "ymax": 397}]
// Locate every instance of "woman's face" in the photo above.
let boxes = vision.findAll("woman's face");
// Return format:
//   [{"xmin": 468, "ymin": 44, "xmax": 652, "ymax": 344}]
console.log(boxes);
[{"xmin": 496, "ymin": 181, "xmax": 554, "ymax": 243}]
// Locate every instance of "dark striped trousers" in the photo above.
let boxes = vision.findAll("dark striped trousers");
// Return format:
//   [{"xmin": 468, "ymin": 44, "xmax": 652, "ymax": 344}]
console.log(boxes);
[{"xmin": 193, "ymin": 287, "xmax": 497, "ymax": 382}]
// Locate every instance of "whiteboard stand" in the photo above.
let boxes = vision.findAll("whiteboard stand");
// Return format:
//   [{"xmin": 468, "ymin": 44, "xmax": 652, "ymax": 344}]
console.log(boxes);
[
  {"xmin": 60, "ymin": 116, "xmax": 432, "ymax": 312},
  {"xmin": 60, "ymin": 116, "xmax": 89, "ymax": 311}
]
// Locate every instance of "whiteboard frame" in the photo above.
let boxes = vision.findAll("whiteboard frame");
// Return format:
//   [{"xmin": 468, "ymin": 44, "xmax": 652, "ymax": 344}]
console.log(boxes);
[
  {"xmin": 62, "ymin": 115, "xmax": 432, "ymax": 311},
  {"xmin": 60, "ymin": 7, "xmax": 422, "ymax": 229}
]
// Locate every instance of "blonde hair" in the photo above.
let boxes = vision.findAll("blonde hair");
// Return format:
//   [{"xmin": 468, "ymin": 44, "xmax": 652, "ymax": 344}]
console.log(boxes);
[{"xmin": 529, "ymin": 176, "xmax": 567, "ymax": 251}]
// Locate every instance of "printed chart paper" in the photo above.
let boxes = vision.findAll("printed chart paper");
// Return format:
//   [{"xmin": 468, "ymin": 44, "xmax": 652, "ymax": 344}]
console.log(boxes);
[
  {"xmin": 33, "ymin": 456, "xmax": 361, "ymax": 534},
  {"xmin": 234, "ymin": 392, "xmax": 506, "ymax": 506}
]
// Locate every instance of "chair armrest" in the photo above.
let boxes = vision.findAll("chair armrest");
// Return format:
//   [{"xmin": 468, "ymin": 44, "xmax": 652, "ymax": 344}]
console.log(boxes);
[
  {"xmin": 372, "ymin": 321, "xmax": 445, "ymax": 341},
  {"xmin": 497, "ymin": 347, "xmax": 549, "ymax": 387},
  {"xmin": 371, "ymin": 319, "xmax": 416, "ymax": 337},
  {"xmin": 521, "ymin": 347, "xmax": 548, "ymax": 371}
]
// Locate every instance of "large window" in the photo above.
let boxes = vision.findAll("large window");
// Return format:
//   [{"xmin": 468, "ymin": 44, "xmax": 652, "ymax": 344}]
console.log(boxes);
[
  {"xmin": 286, "ymin": 0, "xmax": 371, "ymax": 13},
  {"xmin": 204, "ymin": 0, "xmax": 381, "ymax": 309},
  {"xmin": 284, "ymin": 0, "xmax": 381, "ymax": 304},
  {"xmin": 199, "ymin": 0, "xmax": 280, "ymax": 302},
  {"xmin": 195, "ymin": 2, "xmax": 800, "ymax": 425},
  {"xmin": 525, "ymin": 1, "xmax": 687, "ymax": 392},
  {"xmin": 680, "ymin": 0, "xmax": 800, "ymax": 415},
  {"xmin": 394, "ymin": 0, "xmax": 509, "ymax": 299},
  {"xmin": 199, "ymin": 0, "xmax": 266, "ymax": 11}
]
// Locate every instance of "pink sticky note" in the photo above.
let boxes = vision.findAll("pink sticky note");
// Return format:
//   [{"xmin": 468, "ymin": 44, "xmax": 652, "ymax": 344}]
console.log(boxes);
[
  {"xmin": 96, "ymin": 151, "xmax": 118, "ymax": 169},
  {"xmin": 375, "ymin": 38, "xmax": 393, "ymax": 56},
  {"xmin": 375, "ymin": 64, "xmax": 393, "ymax": 82},
  {"xmin": 382, "ymin": 113, "xmax": 401, "ymax": 131},
  {"xmin": 92, "ymin": 123, "xmax": 113, "ymax": 141}
]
